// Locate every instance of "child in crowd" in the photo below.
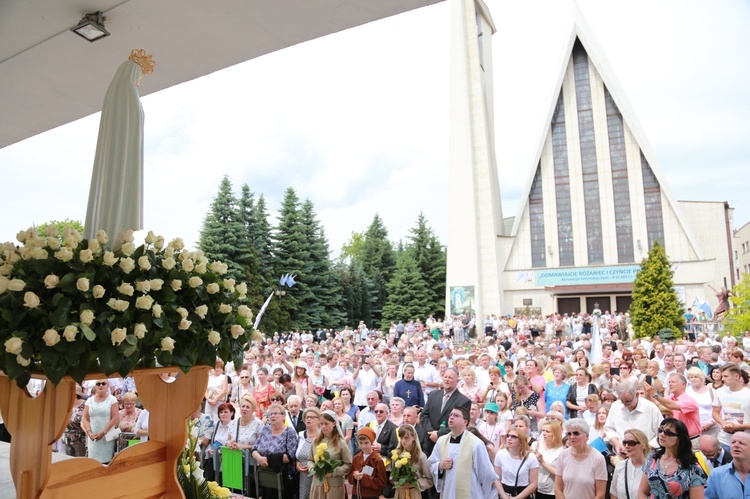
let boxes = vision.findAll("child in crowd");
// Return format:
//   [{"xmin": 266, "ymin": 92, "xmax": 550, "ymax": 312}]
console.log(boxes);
[
  {"xmin": 581, "ymin": 394, "xmax": 600, "ymax": 427},
  {"xmin": 348, "ymin": 427, "xmax": 387, "ymax": 499}
]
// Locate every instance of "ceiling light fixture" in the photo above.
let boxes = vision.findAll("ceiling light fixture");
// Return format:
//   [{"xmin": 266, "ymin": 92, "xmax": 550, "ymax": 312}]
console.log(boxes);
[{"xmin": 70, "ymin": 11, "xmax": 110, "ymax": 42}]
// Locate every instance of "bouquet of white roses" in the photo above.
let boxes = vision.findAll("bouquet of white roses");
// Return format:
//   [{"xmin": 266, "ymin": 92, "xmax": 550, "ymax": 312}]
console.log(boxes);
[{"xmin": 0, "ymin": 225, "xmax": 256, "ymax": 387}]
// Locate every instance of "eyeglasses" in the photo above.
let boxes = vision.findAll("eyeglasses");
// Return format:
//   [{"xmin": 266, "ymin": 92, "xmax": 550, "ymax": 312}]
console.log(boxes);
[
  {"xmin": 240, "ymin": 376, "xmax": 249, "ymax": 379},
  {"xmin": 271, "ymin": 398, "xmax": 281, "ymax": 402},
  {"xmin": 622, "ymin": 440, "xmax": 640, "ymax": 447},
  {"xmin": 566, "ymin": 431, "xmax": 582, "ymax": 437},
  {"xmin": 95, "ymin": 382, "xmax": 107, "ymax": 386},
  {"xmin": 374, "ymin": 410, "xmax": 387, "ymax": 414},
  {"xmin": 658, "ymin": 428, "xmax": 678, "ymax": 437}
]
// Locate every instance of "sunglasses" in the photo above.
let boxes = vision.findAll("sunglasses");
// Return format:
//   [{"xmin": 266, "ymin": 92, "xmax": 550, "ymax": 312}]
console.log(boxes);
[
  {"xmin": 374, "ymin": 410, "xmax": 387, "ymax": 414},
  {"xmin": 506, "ymin": 434, "xmax": 519, "ymax": 440},
  {"xmin": 622, "ymin": 440, "xmax": 640, "ymax": 447},
  {"xmin": 240, "ymin": 376, "xmax": 249, "ymax": 379},
  {"xmin": 271, "ymin": 398, "xmax": 282, "ymax": 402},
  {"xmin": 95, "ymin": 382, "xmax": 107, "ymax": 386},
  {"xmin": 658, "ymin": 428, "xmax": 678, "ymax": 437},
  {"xmin": 566, "ymin": 431, "xmax": 582, "ymax": 437}
]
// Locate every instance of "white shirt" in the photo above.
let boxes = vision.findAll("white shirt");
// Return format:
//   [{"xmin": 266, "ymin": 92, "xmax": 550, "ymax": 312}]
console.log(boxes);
[
  {"xmin": 493, "ymin": 449, "xmax": 539, "ymax": 487},
  {"xmin": 414, "ymin": 362, "xmax": 439, "ymax": 398},
  {"xmin": 603, "ymin": 397, "xmax": 663, "ymax": 448},
  {"xmin": 712, "ymin": 386, "xmax": 750, "ymax": 445},
  {"xmin": 353, "ymin": 368, "xmax": 380, "ymax": 406}
]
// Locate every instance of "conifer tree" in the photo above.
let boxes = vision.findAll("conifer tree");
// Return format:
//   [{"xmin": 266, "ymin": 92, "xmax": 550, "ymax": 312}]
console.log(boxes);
[
  {"xmin": 236, "ymin": 185, "xmax": 265, "ymax": 311},
  {"xmin": 630, "ymin": 240, "xmax": 685, "ymax": 338},
  {"xmin": 360, "ymin": 214, "xmax": 396, "ymax": 328},
  {"xmin": 270, "ymin": 188, "xmax": 311, "ymax": 330},
  {"xmin": 382, "ymin": 252, "xmax": 431, "ymax": 322},
  {"xmin": 198, "ymin": 176, "xmax": 246, "ymax": 281},
  {"xmin": 407, "ymin": 213, "xmax": 446, "ymax": 317},
  {"xmin": 299, "ymin": 199, "xmax": 344, "ymax": 329},
  {"xmin": 335, "ymin": 260, "xmax": 373, "ymax": 327}
]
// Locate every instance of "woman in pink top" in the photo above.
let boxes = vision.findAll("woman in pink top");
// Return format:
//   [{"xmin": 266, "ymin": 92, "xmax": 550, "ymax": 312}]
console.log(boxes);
[{"xmin": 555, "ymin": 418, "xmax": 608, "ymax": 499}]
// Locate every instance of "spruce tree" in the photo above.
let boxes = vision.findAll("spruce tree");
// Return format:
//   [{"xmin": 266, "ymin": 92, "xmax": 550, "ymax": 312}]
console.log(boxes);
[
  {"xmin": 270, "ymin": 188, "xmax": 311, "ymax": 330},
  {"xmin": 630, "ymin": 240, "xmax": 685, "ymax": 338},
  {"xmin": 382, "ymin": 251, "xmax": 431, "ymax": 322},
  {"xmin": 236, "ymin": 185, "xmax": 265, "ymax": 312},
  {"xmin": 407, "ymin": 213, "xmax": 446, "ymax": 317},
  {"xmin": 335, "ymin": 260, "xmax": 373, "ymax": 327},
  {"xmin": 198, "ymin": 176, "xmax": 246, "ymax": 281},
  {"xmin": 360, "ymin": 215, "xmax": 396, "ymax": 328}
]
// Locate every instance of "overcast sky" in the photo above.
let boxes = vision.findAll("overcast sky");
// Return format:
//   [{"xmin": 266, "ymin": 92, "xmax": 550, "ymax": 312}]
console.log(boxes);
[{"xmin": 1, "ymin": 0, "xmax": 748, "ymax": 258}]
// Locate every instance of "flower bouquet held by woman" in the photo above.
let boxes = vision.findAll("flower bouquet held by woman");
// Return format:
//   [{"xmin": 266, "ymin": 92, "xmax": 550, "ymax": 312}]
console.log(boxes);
[
  {"xmin": 390, "ymin": 424, "xmax": 433, "ymax": 499},
  {"xmin": 308, "ymin": 411, "xmax": 352, "ymax": 499}
]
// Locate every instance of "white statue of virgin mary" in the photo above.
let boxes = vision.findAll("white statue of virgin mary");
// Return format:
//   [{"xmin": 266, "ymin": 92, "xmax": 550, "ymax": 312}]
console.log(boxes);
[{"xmin": 83, "ymin": 49, "xmax": 155, "ymax": 250}]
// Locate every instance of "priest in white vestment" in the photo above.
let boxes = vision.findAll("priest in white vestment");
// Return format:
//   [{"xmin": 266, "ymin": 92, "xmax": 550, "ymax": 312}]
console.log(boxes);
[{"xmin": 429, "ymin": 406, "xmax": 498, "ymax": 499}]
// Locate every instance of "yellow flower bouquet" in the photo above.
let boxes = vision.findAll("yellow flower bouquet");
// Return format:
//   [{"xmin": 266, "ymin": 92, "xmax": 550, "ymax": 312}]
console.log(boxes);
[
  {"xmin": 311, "ymin": 442, "xmax": 343, "ymax": 492},
  {"xmin": 390, "ymin": 450, "xmax": 420, "ymax": 499}
]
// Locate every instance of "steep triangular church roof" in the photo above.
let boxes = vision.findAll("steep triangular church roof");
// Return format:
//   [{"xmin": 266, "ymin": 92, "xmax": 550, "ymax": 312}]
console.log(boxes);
[{"xmin": 508, "ymin": 4, "xmax": 703, "ymax": 260}]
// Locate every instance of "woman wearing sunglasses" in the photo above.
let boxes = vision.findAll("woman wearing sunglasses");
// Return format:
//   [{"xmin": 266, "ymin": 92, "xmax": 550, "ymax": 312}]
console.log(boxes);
[
  {"xmin": 82, "ymin": 379, "xmax": 119, "ymax": 463},
  {"xmin": 638, "ymin": 418, "xmax": 706, "ymax": 499},
  {"xmin": 554, "ymin": 418, "xmax": 608, "ymax": 499},
  {"xmin": 493, "ymin": 428, "xmax": 539, "ymax": 499},
  {"xmin": 610, "ymin": 429, "xmax": 648, "ymax": 499}
]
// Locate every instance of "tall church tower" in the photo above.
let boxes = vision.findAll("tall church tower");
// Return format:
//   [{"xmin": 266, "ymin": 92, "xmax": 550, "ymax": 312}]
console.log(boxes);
[{"xmin": 445, "ymin": 0, "xmax": 505, "ymax": 320}]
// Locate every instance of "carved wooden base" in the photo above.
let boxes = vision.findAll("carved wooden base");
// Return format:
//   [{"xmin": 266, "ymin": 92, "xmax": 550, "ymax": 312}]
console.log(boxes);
[{"xmin": 0, "ymin": 365, "xmax": 209, "ymax": 498}]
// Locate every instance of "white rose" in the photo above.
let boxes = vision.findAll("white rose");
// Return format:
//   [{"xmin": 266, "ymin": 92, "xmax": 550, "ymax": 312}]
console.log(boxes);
[
  {"xmin": 171, "ymin": 279, "xmax": 183, "ymax": 291},
  {"xmin": 135, "ymin": 295, "xmax": 154, "ymax": 310},
  {"xmin": 181, "ymin": 258, "xmax": 195, "ymax": 272},
  {"xmin": 162, "ymin": 257, "xmax": 176, "ymax": 270},
  {"xmin": 135, "ymin": 280, "xmax": 151, "ymax": 294},
  {"xmin": 88, "ymin": 239, "xmax": 100, "ymax": 254},
  {"xmin": 44, "ymin": 274, "xmax": 59, "ymax": 289},
  {"xmin": 107, "ymin": 298, "xmax": 117, "ymax": 310},
  {"xmin": 219, "ymin": 303, "xmax": 232, "ymax": 314},
  {"xmin": 8, "ymin": 279, "xmax": 25, "ymax": 292},
  {"xmin": 230, "ymin": 324, "xmax": 245, "ymax": 339},
  {"xmin": 80, "ymin": 309, "xmax": 95, "ymax": 326},
  {"xmin": 117, "ymin": 283, "xmax": 134, "ymax": 296},
  {"xmin": 77, "ymin": 277, "xmax": 90, "ymax": 292},
  {"xmin": 164, "ymin": 246, "xmax": 175, "ymax": 258},
  {"xmin": 16, "ymin": 354, "xmax": 30, "ymax": 367},
  {"xmin": 195, "ymin": 262, "xmax": 207, "ymax": 274},
  {"xmin": 208, "ymin": 330, "xmax": 221, "ymax": 346},
  {"xmin": 122, "ymin": 229, "xmax": 134, "ymax": 243},
  {"xmin": 119, "ymin": 257, "xmax": 135, "ymax": 274},
  {"xmin": 103, "ymin": 251, "xmax": 119, "ymax": 266},
  {"xmin": 96, "ymin": 230, "xmax": 109, "ymax": 245},
  {"xmin": 46, "ymin": 237, "xmax": 61, "ymax": 250},
  {"xmin": 79, "ymin": 249, "xmax": 94, "ymax": 263},
  {"xmin": 111, "ymin": 327, "xmax": 127, "ymax": 346},
  {"xmin": 63, "ymin": 325, "xmax": 78, "ymax": 342},
  {"xmin": 149, "ymin": 278, "xmax": 164, "ymax": 291},
  {"xmin": 178, "ymin": 318, "xmax": 192, "ymax": 330},
  {"xmin": 0, "ymin": 264, "xmax": 13, "ymax": 277},
  {"xmin": 114, "ymin": 299, "xmax": 130, "ymax": 312},
  {"xmin": 4, "ymin": 337, "xmax": 23, "ymax": 354},
  {"xmin": 19, "ymin": 246, "xmax": 33, "ymax": 261},
  {"xmin": 138, "ymin": 255, "xmax": 152, "ymax": 271},
  {"xmin": 236, "ymin": 283, "xmax": 248, "ymax": 297},
  {"xmin": 223, "ymin": 279, "xmax": 236, "ymax": 291},
  {"xmin": 16, "ymin": 230, "xmax": 27, "ymax": 243},
  {"xmin": 92, "ymin": 285, "xmax": 105, "ymax": 299},
  {"xmin": 206, "ymin": 283, "xmax": 220, "ymax": 295},
  {"xmin": 55, "ymin": 247, "xmax": 73, "ymax": 262},
  {"xmin": 23, "ymin": 291, "xmax": 40, "ymax": 309},
  {"xmin": 31, "ymin": 247, "xmax": 48, "ymax": 260},
  {"xmin": 160, "ymin": 337, "xmax": 176, "ymax": 352},
  {"xmin": 144, "ymin": 231, "xmax": 156, "ymax": 244},
  {"xmin": 210, "ymin": 261, "xmax": 227, "ymax": 275},
  {"xmin": 176, "ymin": 307, "xmax": 188, "ymax": 318},
  {"xmin": 188, "ymin": 277, "xmax": 203, "ymax": 288},
  {"xmin": 134, "ymin": 323, "xmax": 147, "ymax": 339},
  {"xmin": 43, "ymin": 329, "xmax": 61, "ymax": 347},
  {"xmin": 195, "ymin": 305, "xmax": 208, "ymax": 319},
  {"xmin": 154, "ymin": 235, "xmax": 165, "ymax": 250},
  {"xmin": 152, "ymin": 304, "xmax": 163, "ymax": 318},
  {"xmin": 238, "ymin": 305, "xmax": 253, "ymax": 319},
  {"xmin": 170, "ymin": 238, "xmax": 185, "ymax": 250},
  {"xmin": 121, "ymin": 242, "xmax": 136, "ymax": 257}
]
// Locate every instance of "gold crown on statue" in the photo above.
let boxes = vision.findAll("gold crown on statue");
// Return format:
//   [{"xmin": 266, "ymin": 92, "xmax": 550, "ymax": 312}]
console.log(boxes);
[{"xmin": 128, "ymin": 49, "xmax": 156, "ymax": 75}]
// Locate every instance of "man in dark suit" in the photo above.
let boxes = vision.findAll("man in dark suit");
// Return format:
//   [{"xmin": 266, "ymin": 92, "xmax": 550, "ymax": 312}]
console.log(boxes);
[
  {"xmin": 420, "ymin": 367, "xmax": 471, "ymax": 455},
  {"xmin": 699, "ymin": 434, "xmax": 733, "ymax": 471},
  {"xmin": 371, "ymin": 403, "xmax": 399, "ymax": 458},
  {"xmin": 286, "ymin": 395, "xmax": 306, "ymax": 433}
]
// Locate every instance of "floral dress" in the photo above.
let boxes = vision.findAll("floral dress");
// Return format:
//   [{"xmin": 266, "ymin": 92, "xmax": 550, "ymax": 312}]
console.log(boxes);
[
  {"xmin": 296, "ymin": 430, "xmax": 318, "ymax": 499},
  {"xmin": 62, "ymin": 403, "xmax": 86, "ymax": 456},
  {"xmin": 254, "ymin": 383, "xmax": 277, "ymax": 418},
  {"xmin": 459, "ymin": 383, "xmax": 482, "ymax": 404},
  {"xmin": 641, "ymin": 452, "xmax": 706, "ymax": 498},
  {"xmin": 512, "ymin": 391, "xmax": 541, "ymax": 434},
  {"xmin": 118, "ymin": 407, "xmax": 142, "ymax": 433}
]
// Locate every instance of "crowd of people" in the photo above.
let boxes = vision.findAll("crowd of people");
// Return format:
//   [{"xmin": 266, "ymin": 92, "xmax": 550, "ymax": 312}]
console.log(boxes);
[{"xmin": 27, "ymin": 312, "xmax": 750, "ymax": 499}]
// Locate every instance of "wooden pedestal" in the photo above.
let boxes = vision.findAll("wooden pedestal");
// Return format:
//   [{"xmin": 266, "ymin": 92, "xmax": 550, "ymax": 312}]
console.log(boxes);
[{"xmin": 0, "ymin": 365, "xmax": 209, "ymax": 498}]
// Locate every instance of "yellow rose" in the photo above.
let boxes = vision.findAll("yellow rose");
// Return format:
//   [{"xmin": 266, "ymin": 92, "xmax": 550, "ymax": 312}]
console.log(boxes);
[
  {"xmin": 318, "ymin": 443, "xmax": 328, "ymax": 450},
  {"xmin": 402, "ymin": 451, "xmax": 411, "ymax": 460},
  {"xmin": 391, "ymin": 450, "xmax": 400, "ymax": 460},
  {"xmin": 400, "ymin": 458, "xmax": 409, "ymax": 466},
  {"xmin": 394, "ymin": 461, "xmax": 403, "ymax": 469}
]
